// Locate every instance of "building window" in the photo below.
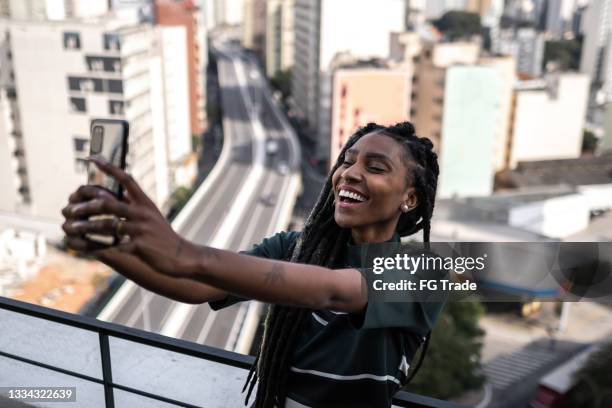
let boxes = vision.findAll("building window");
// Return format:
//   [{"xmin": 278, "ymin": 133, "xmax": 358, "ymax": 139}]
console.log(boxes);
[
  {"xmin": 109, "ymin": 100, "xmax": 124, "ymax": 115},
  {"xmin": 107, "ymin": 79, "xmax": 123, "ymax": 94},
  {"xmin": 85, "ymin": 56, "xmax": 122, "ymax": 73},
  {"xmin": 75, "ymin": 158, "xmax": 88, "ymax": 173},
  {"xmin": 73, "ymin": 137, "xmax": 89, "ymax": 153},
  {"xmin": 433, "ymin": 97, "xmax": 443, "ymax": 105},
  {"xmin": 70, "ymin": 97, "xmax": 87, "ymax": 113},
  {"xmin": 6, "ymin": 88, "xmax": 16, "ymax": 99},
  {"xmin": 63, "ymin": 32, "xmax": 81, "ymax": 50},
  {"xmin": 103, "ymin": 33, "xmax": 121, "ymax": 51}
]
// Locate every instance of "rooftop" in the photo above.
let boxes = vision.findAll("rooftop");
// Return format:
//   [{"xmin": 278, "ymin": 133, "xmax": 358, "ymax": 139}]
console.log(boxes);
[{"xmin": 497, "ymin": 154, "xmax": 612, "ymax": 189}]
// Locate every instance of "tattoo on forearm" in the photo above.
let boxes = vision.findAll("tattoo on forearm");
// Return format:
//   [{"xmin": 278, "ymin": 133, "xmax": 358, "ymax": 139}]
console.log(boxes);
[{"xmin": 263, "ymin": 264, "xmax": 285, "ymax": 285}]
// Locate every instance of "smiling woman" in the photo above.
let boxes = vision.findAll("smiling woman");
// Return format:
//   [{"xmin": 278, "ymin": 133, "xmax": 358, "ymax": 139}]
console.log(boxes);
[{"xmin": 61, "ymin": 121, "xmax": 443, "ymax": 408}]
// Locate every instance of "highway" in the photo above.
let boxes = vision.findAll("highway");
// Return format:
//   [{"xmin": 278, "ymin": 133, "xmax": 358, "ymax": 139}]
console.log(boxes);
[{"xmin": 97, "ymin": 41, "xmax": 301, "ymax": 353}]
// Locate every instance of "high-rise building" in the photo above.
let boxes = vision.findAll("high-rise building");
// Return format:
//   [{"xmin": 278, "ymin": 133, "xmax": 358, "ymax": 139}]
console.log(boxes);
[
  {"xmin": 580, "ymin": 0, "xmax": 612, "ymax": 102},
  {"xmin": 265, "ymin": 0, "xmax": 293, "ymax": 77},
  {"xmin": 496, "ymin": 27, "xmax": 544, "ymax": 77},
  {"xmin": 242, "ymin": 0, "xmax": 266, "ymax": 53},
  {"xmin": 411, "ymin": 41, "xmax": 480, "ymax": 148},
  {"xmin": 0, "ymin": 0, "xmax": 109, "ymax": 20},
  {"xmin": 291, "ymin": 0, "xmax": 404, "ymax": 161},
  {"xmin": 0, "ymin": 18, "xmax": 191, "ymax": 220},
  {"xmin": 437, "ymin": 65, "xmax": 501, "ymax": 198},
  {"xmin": 156, "ymin": 0, "xmax": 206, "ymax": 137},
  {"xmin": 508, "ymin": 74, "xmax": 590, "ymax": 167},
  {"xmin": 330, "ymin": 64, "xmax": 411, "ymax": 162}
]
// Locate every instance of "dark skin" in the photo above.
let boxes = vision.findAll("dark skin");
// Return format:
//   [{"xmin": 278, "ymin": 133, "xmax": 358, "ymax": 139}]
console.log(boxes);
[{"xmin": 61, "ymin": 132, "xmax": 418, "ymax": 310}]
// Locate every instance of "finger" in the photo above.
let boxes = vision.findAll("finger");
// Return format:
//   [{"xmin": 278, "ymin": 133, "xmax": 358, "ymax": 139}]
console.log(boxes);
[
  {"xmin": 69, "ymin": 185, "xmax": 115, "ymax": 204},
  {"xmin": 64, "ymin": 218, "xmax": 141, "ymax": 237},
  {"xmin": 65, "ymin": 236, "xmax": 110, "ymax": 253},
  {"xmin": 69, "ymin": 197, "xmax": 135, "ymax": 219},
  {"xmin": 87, "ymin": 157, "xmax": 149, "ymax": 204}
]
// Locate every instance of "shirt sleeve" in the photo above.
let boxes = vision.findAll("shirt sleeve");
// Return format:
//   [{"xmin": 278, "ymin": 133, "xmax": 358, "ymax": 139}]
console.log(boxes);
[
  {"xmin": 208, "ymin": 231, "xmax": 301, "ymax": 311},
  {"xmin": 347, "ymin": 261, "xmax": 448, "ymax": 336}
]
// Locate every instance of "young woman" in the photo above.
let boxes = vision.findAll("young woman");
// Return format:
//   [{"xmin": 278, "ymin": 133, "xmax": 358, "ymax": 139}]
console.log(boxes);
[{"xmin": 61, "ymin": 121, "xmax": 444, "ymax": 408}]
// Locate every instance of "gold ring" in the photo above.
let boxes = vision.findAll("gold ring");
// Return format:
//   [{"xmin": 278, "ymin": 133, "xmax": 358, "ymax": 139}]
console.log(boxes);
[{"xmin": 115, "ymin": 218, "xmax": 126, "ymax": 237}]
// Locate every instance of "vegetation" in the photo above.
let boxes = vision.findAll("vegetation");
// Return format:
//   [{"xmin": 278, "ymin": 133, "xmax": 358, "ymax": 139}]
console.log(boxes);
[
  {"xmin": 582, "ymin": 130, "xmax": 599, "ymax": 154},
  {"xmin": 405, "ymin": 299, "xmax": 486, "ymax": 399},
  {"xmin": 433, "ymin": 11, "xmax": 482, "ymax": 41},
  {"xmin": 270, "ymin": 69, "xmax": 292, "ymax": 103},
  {"xmin": 166, "ymin": 186, "xmax": 195, "ymax": 221},
  {"xmin": 567, "ymin": 342, "xmax": 612, "ymax": 407}
]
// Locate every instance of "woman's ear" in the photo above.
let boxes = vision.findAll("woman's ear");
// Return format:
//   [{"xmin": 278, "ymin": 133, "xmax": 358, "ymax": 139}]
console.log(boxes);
[{"xmin": 403, "ymin": 188, "xmax": 418, "ymax": 212}]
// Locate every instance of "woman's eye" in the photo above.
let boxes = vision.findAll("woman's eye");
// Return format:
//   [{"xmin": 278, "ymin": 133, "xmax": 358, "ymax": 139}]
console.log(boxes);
[{"xmin": 368, "ymin": 166, "xmax": 385, "ymax": 172}]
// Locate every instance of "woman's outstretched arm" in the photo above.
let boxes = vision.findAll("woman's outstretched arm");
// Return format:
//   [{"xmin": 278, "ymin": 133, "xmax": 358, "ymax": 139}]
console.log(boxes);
[
  {"xmin": 180, "ymin": 243, "xmax": 366, "ymax": 312},
  {"xmin": 63, "ymin": 157, "xmax": 367, "ymax": 312},
  {"xmin": 95, "ymin": 248, "xmax": 227, "ymax": 304}
]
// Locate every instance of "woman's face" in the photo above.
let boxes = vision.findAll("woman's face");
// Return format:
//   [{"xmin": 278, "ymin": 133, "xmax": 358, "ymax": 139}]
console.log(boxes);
[{"xmin": 331, "ymin": 132, "xmax": 418, "ymax": 238}]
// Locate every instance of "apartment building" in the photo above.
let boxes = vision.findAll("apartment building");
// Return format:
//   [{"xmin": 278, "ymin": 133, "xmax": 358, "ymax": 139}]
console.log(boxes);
[
  {"xmin": 265, "ymin": 0, "xmax": 293, "ymax": 78},
  {"xmin": 291, "ymin": 0, "xmax": 404, "ymax": 161},
  {"xmin": 0, "ymin": 17, "xmax": 191, "ymax": 221}
]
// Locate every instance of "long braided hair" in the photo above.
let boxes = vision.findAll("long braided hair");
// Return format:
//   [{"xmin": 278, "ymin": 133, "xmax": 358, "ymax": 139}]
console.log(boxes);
[{"xmin": 243, "ymin": 121, "xmax": 440, "ymax": 407}]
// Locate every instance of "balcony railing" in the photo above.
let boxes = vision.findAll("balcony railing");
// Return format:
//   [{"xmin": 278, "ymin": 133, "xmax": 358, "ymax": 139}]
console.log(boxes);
[{"xmin": 0, "ymin": 296, "xmax": 464, "ymax": 408}]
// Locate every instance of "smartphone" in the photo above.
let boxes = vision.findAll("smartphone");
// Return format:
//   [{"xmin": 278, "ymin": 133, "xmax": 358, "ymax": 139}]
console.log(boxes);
[{"xmin": 85, "ymin": 119, "xmax": 129, "ymax": 245}]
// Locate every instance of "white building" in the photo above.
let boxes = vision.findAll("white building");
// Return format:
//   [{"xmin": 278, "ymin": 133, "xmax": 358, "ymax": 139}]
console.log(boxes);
[
  {"xmin": 0, "ymin": 18, "xmax": 191, "ymax": 222},
  {"xmin": 291, "ymin": 0, "xmax": 404, "ymax": 160},
  {"xmin": 509, "ymin": 74, "xmax": 590, "ymax": 167},
  {"xmin": 0, "ymin": 0, "xmax": 109, "ymax": 20},
  {"xmin": 580, "ymin": 0, "xmax": 612, "ymax": 102},
  {"xmin": 265, "ymin": 0, "xmax": 294, "ymax": 78}
]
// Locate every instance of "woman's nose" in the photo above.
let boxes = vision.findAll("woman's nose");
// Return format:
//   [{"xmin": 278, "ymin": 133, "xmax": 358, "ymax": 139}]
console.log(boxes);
[{"xmin": 341, "ymin": 163, "xmax": 363, "ymax": 182}]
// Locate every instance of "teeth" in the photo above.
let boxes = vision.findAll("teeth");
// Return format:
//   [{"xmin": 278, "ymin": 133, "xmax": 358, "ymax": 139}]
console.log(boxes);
[{"xmin": 339, "ymin": 189, "xmax": 366, "ymax": 202}]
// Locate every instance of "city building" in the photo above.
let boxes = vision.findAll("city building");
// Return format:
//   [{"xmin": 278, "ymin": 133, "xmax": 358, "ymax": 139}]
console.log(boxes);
[
  {"xmin": 0, "ymin": 17, "xmax": 192, "ymax": 221},
  {"xmin": 495, "ymin": 27, "xmax": 544, "ymax": 77},
  {"xmin": 544, "ymin": 0, "xmax": 576, "ymax": 39},
  {"xmin": 330, "ymin": 63, "xmax": 411, "ymax": 162},
  {"xmin": 410, "ymin": 41, "xmax": 480, "ymax": 149},
  {"xmin": 155, "ymin": 0, "xmax": 206, "ymax": 136},
  {"xmin": 265, "ymin": 0, "xmax": 293, "ymax": 78},
  {"xmin": 292, "ymin": 0, "xmax": 404, "ymax": 161},
  {"xmin": 437, "ymin": 65, "xmax": 501, "ymax": 198},
  {"xmin": 508, "ymin": 74, "xmax": 590, "ymax": 167},
  {"xmin": 0, "ymin": 0, "xmax": 109, "ymax": 20},
  {"xmin": 242, "ymin": 0, "xmax": 266, "ymax": 54},
  {"xmin": 580, "ymin": 0, "xmax": 612, "ymax": 103}
]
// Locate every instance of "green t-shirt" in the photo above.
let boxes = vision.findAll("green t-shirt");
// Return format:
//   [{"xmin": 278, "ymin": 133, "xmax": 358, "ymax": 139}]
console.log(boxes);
[{"xmin": 209, "ymin": 231, "xmax": 445, "ymax": 408}]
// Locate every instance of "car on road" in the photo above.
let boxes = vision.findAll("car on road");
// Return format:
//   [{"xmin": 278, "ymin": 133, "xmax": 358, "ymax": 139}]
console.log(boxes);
[
  {"xmin": 277, "ymin": 161, "xmax": 290, "ymax": 175},
  {"xmin": 259, "ymin": 193, "xmax": 276, "ymax": 207},
  {"xmin": 266, "ymin": 140, "xmax": 279, "ymax": 155}
]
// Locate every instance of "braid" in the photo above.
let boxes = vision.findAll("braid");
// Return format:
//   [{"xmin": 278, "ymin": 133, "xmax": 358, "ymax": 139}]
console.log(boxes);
[{"xmin": 243, "ymin": 121, "xmax": 439, "ymax": 407}]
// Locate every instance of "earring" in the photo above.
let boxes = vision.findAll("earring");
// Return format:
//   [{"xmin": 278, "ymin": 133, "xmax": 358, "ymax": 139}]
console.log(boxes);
[{"xmin": 401, "ymin": 203, "xmax": 409, "ymax": 212}]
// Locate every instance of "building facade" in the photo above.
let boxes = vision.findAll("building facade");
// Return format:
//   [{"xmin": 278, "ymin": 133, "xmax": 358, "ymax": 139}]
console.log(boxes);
[
  {"xmin": 0, "ymin": 18, "xmax": 191, "ymax": 220},
  {"xmin": 265, "ymin": 0, "xmax": 293, "ymax": 77}
]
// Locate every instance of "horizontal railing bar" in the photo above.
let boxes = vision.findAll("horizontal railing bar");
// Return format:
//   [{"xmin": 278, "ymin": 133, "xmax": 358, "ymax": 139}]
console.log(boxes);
[
  {"xmin": 0, "ymin": 349, "xmax": 210, "ymax": 408},
  {"xmin": 0, "ymin": 296, "xmax": 253, "ymax": 369},
  {"xmin": 0, "ymin": 296, "xmax": 463, "ymax": 408}
]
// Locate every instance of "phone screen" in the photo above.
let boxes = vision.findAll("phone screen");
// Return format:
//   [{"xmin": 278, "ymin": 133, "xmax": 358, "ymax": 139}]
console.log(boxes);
[{"xmin": 88, "ymin": 120, "xmax": 128, "ymax": 197}]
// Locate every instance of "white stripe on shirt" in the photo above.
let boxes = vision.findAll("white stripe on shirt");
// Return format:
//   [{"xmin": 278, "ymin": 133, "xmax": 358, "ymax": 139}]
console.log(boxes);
[
  {"xmin": 311, "ymin": 312, "xmax": 328, "ymax": 326},
  {"xmin": 290, "ymin": 366, "xmax": 401, "ymax": 385}
]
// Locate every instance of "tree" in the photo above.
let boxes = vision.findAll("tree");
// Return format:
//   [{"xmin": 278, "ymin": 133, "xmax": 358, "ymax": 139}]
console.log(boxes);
[
  {"xmin": 582, "ymin": 130, "xmax": 598, "ymax": 154},
  {"xmin": 433, "ymin": 11, "xmax": 482, "ymax": 41},
  {"xmin": 567, "ymin": 342, "xmax": 612, "ymax": 407},
  {"xmin": 404, "ymin": 299, "xmax": 486, "ymax": 399},
  {"xmin": 270, "ymin": 69, "xmax": 292, "ymax": 104}
]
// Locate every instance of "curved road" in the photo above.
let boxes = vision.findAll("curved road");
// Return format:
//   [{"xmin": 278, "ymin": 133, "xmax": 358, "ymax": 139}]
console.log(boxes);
[{"xmin": 97, "ymin": 41, "xmax": 301, "ymax": 353}]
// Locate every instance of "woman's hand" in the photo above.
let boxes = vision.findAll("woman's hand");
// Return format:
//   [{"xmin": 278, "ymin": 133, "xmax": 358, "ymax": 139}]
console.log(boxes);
[{"xmin": 61, "ymin": 157, "xmax": 199, "ymax": 278}]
